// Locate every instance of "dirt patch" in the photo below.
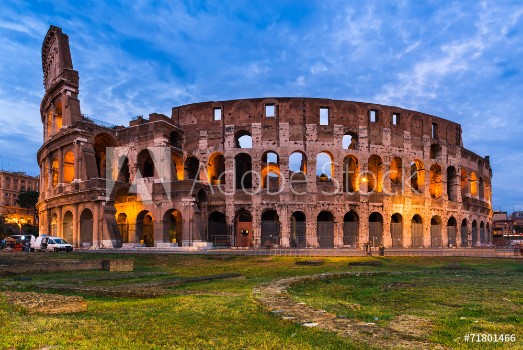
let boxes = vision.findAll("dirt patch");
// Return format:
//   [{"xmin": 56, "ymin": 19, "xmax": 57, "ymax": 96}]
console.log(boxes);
[
  {"xmin": 4, "ymin": 291, "xmax": 87, "ymax": 314},
  {"xmin": 348, "ymin": 261, "xmax": 382, "ymax": 267},
  {"xmin": 296, "ymin": 260, "xmax": 325, "ymax": 266},
  {"xmin": 389, "ymin": 314, "xmax": 434, "ymax": 339}
]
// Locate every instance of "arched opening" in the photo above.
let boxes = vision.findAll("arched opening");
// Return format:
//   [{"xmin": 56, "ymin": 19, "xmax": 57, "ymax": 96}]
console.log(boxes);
[
  {"xmin": 80, "ymin": 209, "xmax": 93, "ymax": 248},
  {"xmin": 429, "ymin": 164, "xmax": 443, "ymax": 199},
  {"xmin": 235, "ymin": 210, "xmax": 253, "ymax": 247},
  {"xmin": 54, "ymin": 100, "xmax": 63, "ymax": 134},
  {"xmin": 184, "ymin": 156, "xmax": 200, "ymax": 180},
  {"xmin": 343, "ymin": 156, "xmax": 359, "ymax": 193},
  {"xmin": 235, "ymin": 131, "xmax": 252, "ymax": 148},
  {"xmin": 51, "ymin": 213, "xmax": 58, "ymax": 236},
  {"xmin": 342, "ymin": 133, "xmax": 357, "ymax": 150},
  {"xmin": 390, "ymin": 157, "xmax": 403, "ymax": 193},
  {"xmin": 317, "ymin": 211, "xmax": 334, "ymax": 248},
  {"xmin": 447, "ymin": 166, "xmax": 457, "ymax": 201},
  {"xmin": 117, "ymin": 156, "xmax": 130, "ymax": 183},
  {"xmin": 479, "ymin": 221, "xmax": 487, "ymax": 246},
  {"xmin": 316, "ymin": 152, "xmax": 334, "ymax": 182},
  {"xmin": 208, "ymin": 212, "xmax": 228, "ymax": 246},
  {"xmin": 460, "ymin": 169, "xmax": 469, "ymax": 197},
  {"xmin": 461, "ymin": 219, "xmax": 468, "ymax": 247},
  {"xmin": 367, "ymin": 155, "xmax": 383, "ymax": 193},
  {"xmin": 208, "ymin": 153, "xmax": 226, "ymax": 184},
  {"xmin": 369, "ymin": 212, "xmax": 383, "ymax": 246},
  {"xmin": 411, "ymin": 215, "xmax": 424, "ymax": 248},
  {"xmin": 289, "ymin": 151, "xmax": 307, "ymax": 189},
  {"xmin": 51, "ymin": 158, "xmax": 59, "ymax": 186},
  {"xmin": 163, "ymin": 209, "xmax": 183, "ymax": 246},
  {"xmin": 261, "ymin": 210, "xmax": 280, "ymax": 247},
  {"xmin": 391, "ymin": 213, "xmax": 403, "ymax": 247},
  {"xmin": 410, "ymin": 160, "xmax": 425, "ymax": 193},
  {"xmin": 430, "ymin": 216, "xmax": 442, "ymax": 247},
  {"xmin": 478, "ymin": 177, "xmax": 485, "ymax": 200},
  {"xmin": 169, "ymin": 130, "xmax": 183, "ymax": 149},
  {"xmin": 261, "ymin": 166, "xmax": 281, "ymax": 192},
  {"xmin": 235, "ymin": 153, "xmax": 252, "ymax": 190},
  {"xmin": 447, "ymin": 217, "xmax": 457, "ymax": 247},
  {"xmin": 430, "ymin": 143, "xmax": 442, "ymax": 159},
  {"xmin": 117, "ymin": 213, "xmax": 129, "ymax": 244},
  {"xmin": 137, "ymin": 211, "xmax": 154, "ymax": 247},
  {"xmin": 484, "ymin": 179, "xmax": 492, "ymax": 203},
  {"xmin": 343, "ymin": 211, "xmax": 359, "ymax": 247},
  {"xmin": 137, "ymin": 149, "xmax": 155, "ymax": 178},
  {"xmin": 261, "ymin": 151, "xmax": 281, "ymax": 192},
  {"xmin": 94, "ymin": 133, "xmax": 116, "ymax": 178},
  {"xmin": 470, "ymin": 172, "xmax": 478, "ymax": 197},
  {"xmin": 290, "ymin": 211, "xmax": 306, "ymax": 248},
  {"xmin": 471, "ymin": 220, "xmax": 478, "ymax": 247},
  {"xmin": 62, "ymin": 211, "xmax": 73, "ymax": 244},
  {"xmin": 172, "ymin": 153, "xmax": 183, "ymax": 180},
  {"xmin": 63, "ymin": 151, "xmax": 74, "ymax": 183},
  {"xmin": 486, "ymin": 222, "xmax": 491, "ymax": 244}
]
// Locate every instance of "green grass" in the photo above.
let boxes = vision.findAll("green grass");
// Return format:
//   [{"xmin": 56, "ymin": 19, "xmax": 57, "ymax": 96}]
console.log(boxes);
[{"xmin": 0, "ymin": 254, "xmax": 522, "ymax": 349}]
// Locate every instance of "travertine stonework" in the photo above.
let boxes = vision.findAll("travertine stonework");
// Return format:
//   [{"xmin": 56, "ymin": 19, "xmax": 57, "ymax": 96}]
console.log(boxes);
[{"xmin": 37, "ymin": 26, "xmax": 492, "ymax": 249}]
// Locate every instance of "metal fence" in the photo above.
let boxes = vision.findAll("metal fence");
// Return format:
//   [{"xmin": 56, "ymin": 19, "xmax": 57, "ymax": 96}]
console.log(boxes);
[
  {"xmin": 447, "ymin": 226, "xmax": 457, "ymax": 246},
  {"xmin": 260, "ymin": 221, "xmax": 280, "ymax": 247},
  {"xmin": 290, "ymin": 222, "xmax": 307, "ymax": 248},
  {"xmin": 431, "ymin": 225, "xmax": 442, "ymax": 248},
  {"xmin": 369, "ymin": 222, "xmax": 383, "ymax": 246},
  {"xmin": 343, "ymin": 222, "xmax": 358, "ymax": 247},
  {"xmin": 390, "ymin": 223, "xmax": 403, "ymax": 247},
  {"xmin": 412, "ymin": 223, "xmax": 424, "ymax": 247},
  {"xmin": 317, "ymin": 221, "xmax": 334, "ymax": 248}
]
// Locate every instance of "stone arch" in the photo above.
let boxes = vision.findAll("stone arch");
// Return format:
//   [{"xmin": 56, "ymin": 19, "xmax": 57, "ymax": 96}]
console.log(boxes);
[
  {"xmin": 471, "ymin": 219, "xmax": 478, "ymax": 247},
  {"xmin": 63, "ymin": 151, "xmax": 74, "ymax": 183},
  {"xmin": 184, "ymin": 156, "xmax": 200, "ymax": 180},
  {"xmin": 429, "ymin": 164, "xmax": 443, "ymax": 199},
  {"xmin": 478, "ymin": 177, "xmax": 485, "ymax": 200},
  {"xmin": 461, "ymin": 218, "xmax": 468, "ymax": 246},
  {"xmin": 430, "ymin": 215, "xmax": 442, "ymax": 247},
  {"xmin": 208, "ymin": 211, "xmax": 227, "ymax": 246},
  {"xmin": 317, "ymin": 211, "xmax": 335, "ymax": 248},
  {"xmin": 411, "ymin": 214, "xmax": 424, "ymax": 247},
  {"xmin": 94, "ymin": 133, "xmax": 116, "ymax": 178},
  {"xmin": 235, "ymin": 130, "xmax": 252, "ymax": 148},
  {"xmin": 235, "ymin": 153, "xmax": 252, "ymax": 190},
  {"xmin": 480, "ymin": 221, "xmax": 486, "ymax": 245},
  {"xmin": 447, "ymin": 217, "xmax": 457, "ymax": 247},
  {"xmin": 447, "ymin": 166, "xmax": 458, "ymax": 201},
  {"xmin": 290, "ymin": 211, "xmax": 306, "ymax": 248},
  {"xmin": 62, "ymin": 211, "xmax": 73, "ymax": 243},
  {"xmin": 50, "ymin": 212, "xmax": 58, "ymax": 236},
  {"xmin": 367, "ymin": 155, "xmax": 383, "ymax": 193},
  {"xmin": 390, "ymin": 213, "xmax": 403, "ymax": 247},
  {"xmin": 343, "ymin": 155, "xmax": 359, "ymax": 193},
  {"xmin": 261, "ymin": 164, "xmax": 281, "ymax": 192},
  {"xmin": 208, "ymin": 152, "xmax": 226, "ymax": 184},
  {"xmin": 235, "ymin": 209, "xmax": 253, "ymax": 247},
  {"xmin": 137, "ymin": 149, "xmax": 155, "ymax": 178},
  {"xmin": 117, "ymin": 212, "xmax": 129, "ymax": 244},
  {"xmin": 172, "ymin": 153, "xmax": 183, "ymax": 180},
  {"xmin": 137, "ymin": 210, "xmax": 154, "ymax": 247},
  {"xmin": 80, "ymin": 208, "xmax": 93, "ymax": 248},
  {"xmin": 390, "ymin": 157, "xmax": 403, "ymax": 193},
  {"xmin": 342, "ymin": 132, "xmax": 357, "ymax": 150},
  {"xmin": 163, "ymin": 209, "xmax": 183, "ymax": 246},
  {"xmin": 369, "ymin": 212, "xmax": 383, "ymax": 246},
  {"xmin": 343, "ymin": 211, "xmax": 359, "ymax": 246},
  {"xmin": 117, "ymin": 156, "xmax": 130, "ymax": 182},
  {"xmin": 430, "ymin": 143, "xmax": 442, "ymax": 159},
  {"xmin": 470, "ymin": 172, "xmax": 478, "ymax": 197},
  {"xmin": 316, "ymin": 151, "xmax": 334, "ymax": 182},
  {"xmin": 289, "ymin": 151, "xmax": 307, "ymax": 188},
  {"xmin": 410, "ymin": 159, "xmax": 425, "ymax": 193},
  {"xmin": 261, "ymin": 209, "xmax": 280, "ymax": 247}
]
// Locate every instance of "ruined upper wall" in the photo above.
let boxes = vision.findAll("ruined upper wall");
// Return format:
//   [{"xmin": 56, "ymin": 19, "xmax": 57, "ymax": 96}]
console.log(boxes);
[
  {"xmin": 42, "ymin": 25, "xmax": 76, "ymax": 91},
  {"xmin": 171, "ymin": 97, "xmax": 463, "ymax": 148}
]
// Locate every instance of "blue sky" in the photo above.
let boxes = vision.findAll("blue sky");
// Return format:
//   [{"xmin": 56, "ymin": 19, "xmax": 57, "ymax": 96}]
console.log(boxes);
[{"xmin": 1, "ymin": 0, "xmax": 523, "ymax": 211}]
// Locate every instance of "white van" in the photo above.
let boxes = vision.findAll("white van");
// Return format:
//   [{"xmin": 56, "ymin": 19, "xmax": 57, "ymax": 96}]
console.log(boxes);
[{"xmin": 30, "ymin": 235, "xmax": 74, "ymax": 252}]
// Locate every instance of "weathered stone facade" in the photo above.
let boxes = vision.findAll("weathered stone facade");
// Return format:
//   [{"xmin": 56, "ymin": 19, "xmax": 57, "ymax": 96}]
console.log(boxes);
[{"xmin": 37, "ymin": 26, "xmax": 493, "ymax": 249}]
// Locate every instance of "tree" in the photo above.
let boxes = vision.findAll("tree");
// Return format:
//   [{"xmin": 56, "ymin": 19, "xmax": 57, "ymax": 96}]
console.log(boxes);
[{"xmin": 16, "ymin": 190, "xmax": 39, "ymax": 225}]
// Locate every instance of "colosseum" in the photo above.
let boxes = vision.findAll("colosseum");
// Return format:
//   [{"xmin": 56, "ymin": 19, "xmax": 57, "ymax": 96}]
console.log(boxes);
[{"xmin": 37, "ymin": 26, "xmax": 493, "ymax": 250}]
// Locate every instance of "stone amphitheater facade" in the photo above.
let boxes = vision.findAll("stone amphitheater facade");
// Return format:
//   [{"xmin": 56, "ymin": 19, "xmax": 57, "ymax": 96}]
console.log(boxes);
[{"xmin": 37, "ymin": 26, "xmax": 493, "ymax": 249}]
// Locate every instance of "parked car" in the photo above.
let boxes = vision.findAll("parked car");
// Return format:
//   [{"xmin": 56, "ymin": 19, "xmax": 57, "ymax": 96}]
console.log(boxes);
[{"xmin": 30, "ymin": 235, "xmax": 74, "ymax": 252}]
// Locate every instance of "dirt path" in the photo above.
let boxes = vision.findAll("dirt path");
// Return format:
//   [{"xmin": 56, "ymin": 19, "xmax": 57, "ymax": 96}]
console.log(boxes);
[{"xmin": 253, "ymin": 271, "xmax": 448, "ymax": 350}]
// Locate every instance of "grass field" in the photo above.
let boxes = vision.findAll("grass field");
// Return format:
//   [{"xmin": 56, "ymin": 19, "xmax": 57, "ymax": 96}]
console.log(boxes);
[{"xmin": 0, "ymin": 253, "xmax": 522, "ymax": 349}]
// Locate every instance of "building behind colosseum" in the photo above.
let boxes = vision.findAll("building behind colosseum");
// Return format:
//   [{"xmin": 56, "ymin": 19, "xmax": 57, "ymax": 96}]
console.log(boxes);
[{"xmin": 37, "ymin": 26, "xmax": 493, "ymax": 249}]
